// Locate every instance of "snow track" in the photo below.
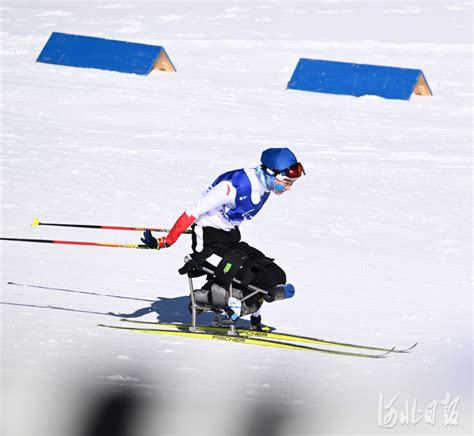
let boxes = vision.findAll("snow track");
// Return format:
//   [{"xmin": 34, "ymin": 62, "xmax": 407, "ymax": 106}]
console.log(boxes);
[{"xmin": 1, "ymin": 1, "xmax": 472, "ymax": 435}]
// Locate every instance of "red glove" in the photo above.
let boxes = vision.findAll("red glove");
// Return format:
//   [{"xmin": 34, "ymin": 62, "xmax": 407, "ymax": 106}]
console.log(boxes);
[{"xmin": 157, "ymin": 236, "xmax": 169, "ymax": 250}]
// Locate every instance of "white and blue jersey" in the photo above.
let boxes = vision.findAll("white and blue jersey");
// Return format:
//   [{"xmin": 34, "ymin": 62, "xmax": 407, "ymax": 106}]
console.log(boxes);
[{"xmin": 186, "ymin": 168, "xmax": 270, "ymax": 231}]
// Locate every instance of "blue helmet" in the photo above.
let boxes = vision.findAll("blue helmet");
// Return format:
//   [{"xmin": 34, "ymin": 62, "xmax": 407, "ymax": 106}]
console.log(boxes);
[
  {"xmin": 261, "ymin": 147, "xmax": 297, "ymax": 171},
  {"xmin": 257, "ymin": 147, "xmax": 305, "ymax": 192}
]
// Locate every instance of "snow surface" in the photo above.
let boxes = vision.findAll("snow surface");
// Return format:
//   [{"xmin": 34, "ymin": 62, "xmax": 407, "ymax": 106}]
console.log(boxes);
[{"xmin": 1, "ymin": 1, "xmax": 472, "ymax": 435}]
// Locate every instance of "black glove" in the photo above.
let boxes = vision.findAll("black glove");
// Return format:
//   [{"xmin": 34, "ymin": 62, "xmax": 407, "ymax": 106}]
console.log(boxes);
[
  {"xmin": 141, "ymin": 229, "xmax": 169, "ymax": 250},
  {"xmin": 141, "ymin": 230, "xmax": 158, "ymax": 248}
]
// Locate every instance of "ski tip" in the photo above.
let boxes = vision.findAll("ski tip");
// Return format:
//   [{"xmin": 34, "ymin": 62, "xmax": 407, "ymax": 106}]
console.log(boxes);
[
  {"xmin": 378, "ymin": 346, "xmax": 396, "ymax": 358},
  {"xmin": 402, "ymin": 342, "xmax": 419, "ymax": 353},
  {"xmin": 31, "ymin": 218, "xmax": 40, "ymax": 227},
  {"xmin": 388, "ymin": 342, "xmax": 419, "ymax": 353}
]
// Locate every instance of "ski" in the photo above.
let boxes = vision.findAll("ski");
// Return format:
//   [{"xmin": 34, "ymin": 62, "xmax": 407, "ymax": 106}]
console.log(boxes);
[
  {"xmin": 98, "ymin": 324, "xmax": 393, "ymax": 358},
  {"xmin": 119, "ymin": 319, "xmax": 417, "ymax": 353}
]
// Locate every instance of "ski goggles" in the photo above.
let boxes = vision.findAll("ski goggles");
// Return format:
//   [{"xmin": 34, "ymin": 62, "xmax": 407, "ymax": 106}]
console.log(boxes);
[{"xmin": 264, "ymin": 162, "xmax": 306, "ymax": 179}]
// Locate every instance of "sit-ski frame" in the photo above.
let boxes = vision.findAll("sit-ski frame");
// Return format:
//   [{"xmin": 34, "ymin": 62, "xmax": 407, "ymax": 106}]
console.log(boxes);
[{"xmin": 185, "ymin": 256, "xmax": 268, "ymax": 334}]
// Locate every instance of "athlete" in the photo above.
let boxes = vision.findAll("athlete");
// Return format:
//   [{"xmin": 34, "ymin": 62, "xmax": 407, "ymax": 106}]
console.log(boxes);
[{"xmin": 141, "ymin": 147, "xmax": 305, "ymax": 330}]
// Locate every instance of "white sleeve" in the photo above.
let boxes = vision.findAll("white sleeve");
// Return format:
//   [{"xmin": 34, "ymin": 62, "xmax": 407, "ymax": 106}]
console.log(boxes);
[{"xmin": 185, "ymin": 181, "xmax": 236, "ymax": 218}]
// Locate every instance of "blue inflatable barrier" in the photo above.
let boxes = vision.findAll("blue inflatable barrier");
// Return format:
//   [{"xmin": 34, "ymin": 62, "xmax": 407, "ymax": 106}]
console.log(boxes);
[
  {"xmin": 37, "ymin": 32, "xmax": 176, "ymax": 75},
  {"xmin": 287, "ymin": 58, "xmax": 432, "ymax": 101}
]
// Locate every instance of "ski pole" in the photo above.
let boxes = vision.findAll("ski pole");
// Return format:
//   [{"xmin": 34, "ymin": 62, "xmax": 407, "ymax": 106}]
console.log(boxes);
[
  {"xmin": 0, "ymin": 237, "xmax": 149, "ymax": 249},
  {"xmin": 31, "ymin": 218, "xmax": 192, "ymax": 234}
]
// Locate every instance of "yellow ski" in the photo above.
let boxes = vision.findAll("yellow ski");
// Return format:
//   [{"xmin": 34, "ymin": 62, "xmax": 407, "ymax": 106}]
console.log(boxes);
[
  {"xmin": 119, "ymin": 318, "xmax": 417, "ymax": 354},
  {"xmin": 98, "ymin": 324, "xmax": 393, "ymax": 358}
]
